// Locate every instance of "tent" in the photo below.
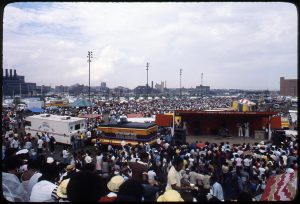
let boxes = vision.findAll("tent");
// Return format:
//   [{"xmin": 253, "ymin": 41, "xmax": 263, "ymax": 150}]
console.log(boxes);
[
  {"xmin": 28, "ymin": 107, "xmax": 44, "ymax": 113},
  {"xmin": 69, "ymin": 99, "xmax": 96, "ymax": 108},
  {"xmin": 239, "ymin": 98, "xmax": 256, "ymax": 106},
  {"xmin": 261, "ymin": 171, "xmax": 297, "ymax": 201}
]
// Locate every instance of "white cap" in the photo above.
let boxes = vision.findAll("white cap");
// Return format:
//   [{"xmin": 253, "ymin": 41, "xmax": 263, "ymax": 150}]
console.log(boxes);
[
  {"xmin": 16, "ymin": 149, "xmax": 29, "ymax": 155},
  {"xmin": 47, "ymin": 157, "xmax": 54, "ymax": 164},
  {"xmin": 85, "ymin": 156, "xmax": 92, "ymax": 164}
]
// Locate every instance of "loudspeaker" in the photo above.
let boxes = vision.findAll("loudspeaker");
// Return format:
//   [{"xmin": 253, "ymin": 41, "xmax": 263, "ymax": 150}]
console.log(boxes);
[{"xmin": 174, "ymin": 129, "xmax": 186, "ymax": 145}]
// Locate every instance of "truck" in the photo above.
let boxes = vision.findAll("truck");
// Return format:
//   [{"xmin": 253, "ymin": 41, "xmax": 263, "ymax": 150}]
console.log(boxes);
[{"xmin": 25, "ymin": 114, "xmax": 87, "ymax": 144}]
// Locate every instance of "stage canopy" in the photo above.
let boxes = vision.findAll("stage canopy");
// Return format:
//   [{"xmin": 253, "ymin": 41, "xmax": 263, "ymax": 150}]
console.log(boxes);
[{"xmin": 78, "ymin": 114, "xmax": 101, "ymax": 119}]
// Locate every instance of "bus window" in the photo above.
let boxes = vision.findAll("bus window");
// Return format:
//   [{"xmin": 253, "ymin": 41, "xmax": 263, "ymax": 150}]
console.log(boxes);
[
  {"xmin": 70, "ymin": 125, "xmax": 74, "ymax": 131},
  {"xmin": 25, "ymin": 121, "xmax": 31, "ymax": 126}
]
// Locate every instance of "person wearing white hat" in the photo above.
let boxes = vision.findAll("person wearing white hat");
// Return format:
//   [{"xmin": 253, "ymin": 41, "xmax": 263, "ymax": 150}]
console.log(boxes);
[
  {"xmin": 56, "ymin": 179, "xmax": 70, "ymax": 201},
  {"xmin": 99, "ymin": 175, "xmax": 125, "ymax": 202},
  {"xmin": 157, "ymin": 189, "xmax": 184, "ymax": 202},
  {"xmin": 30, "ymin": 162, "xmax": 60, "ymax": 202}
]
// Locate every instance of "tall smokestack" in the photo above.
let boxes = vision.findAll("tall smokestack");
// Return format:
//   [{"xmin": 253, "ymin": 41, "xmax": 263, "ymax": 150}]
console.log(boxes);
[
  {"xmin": 14, "ymin": 69, "xmax": 17, "ymax": 77},
  {"xmin": 5, "ymin": 69, "xmax": 8, "ymax": 77},
  {"xmin": 165, "ymin": 81, "xmax": 167, "ymax": 88},
  {"xmin": 9, "ymin": 69, "xmax": 12, "ymax": 77}
]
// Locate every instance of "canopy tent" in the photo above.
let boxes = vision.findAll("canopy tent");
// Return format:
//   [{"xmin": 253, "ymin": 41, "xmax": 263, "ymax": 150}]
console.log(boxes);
[
  {"xmin": 261, "ymin": 171, "xmax": 297, "ymax": 201},
  {"xmin": 69, "ymin": 99, "xmax": 96, "ymax": 108},
  {"xmin": 28, "ymin": 107, "xmax": 44, "ymax": 113}
]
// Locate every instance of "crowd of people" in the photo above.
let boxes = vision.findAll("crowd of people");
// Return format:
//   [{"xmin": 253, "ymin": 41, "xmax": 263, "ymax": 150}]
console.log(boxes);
[
  {"xmin": 42, "ymin": 97, "xmax": 242, "ymax": 118},
  {"xmin": 2, "ymin": 97, "xmax": 297, "ymax": 202},
  {"xmin": 2, "ymin": 120, "xmax": 298, "ymax": 201}
]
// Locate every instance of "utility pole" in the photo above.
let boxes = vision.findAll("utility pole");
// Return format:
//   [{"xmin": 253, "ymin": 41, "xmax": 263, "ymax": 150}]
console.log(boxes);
[
  {"xmin": 146, "ymin": 62, "xmax": 149, "ymax": 100},
  {"xmin": 20, "ymin": 83, "xmax": 22, "ymax": 98},
  {"xmin": 87, "ymin": 51, "xmax": 93, "ymax": 102},
  {"xmin": 180, "ymin": 69, "xmax": 182, "ymax": 98},
  {"xmin": 201, "ymin": 73, "xmax": 203, "ymax": 86}
]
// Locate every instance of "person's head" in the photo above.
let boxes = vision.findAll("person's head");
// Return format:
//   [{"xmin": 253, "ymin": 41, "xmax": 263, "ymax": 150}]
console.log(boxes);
[
  {"xmin": 172, "ymin": 157, "xmax": 184, "ymax": 172},
  {"xmin": 39, "ymin": 162, "xmax": 60, "ymax": 182},
  {"xmin": 237, "ymin": 191, "xmax": 252, "ymax": 202},
  {"xmin": 107, "ymin": 175, "xmax": 125, "ymax": 193},
  {"xmin": 67, "ymin": 171, "xmax": 104, "ymax": 202},
  {"xmin": 4, "ymin": 156, "xmax": 22, "ymax": 174},
  {"xmin": 115, "ymin": 179, "xmax": 144, "ymax": 202},
  {"xmin": 140, "ymin": 151, "xmax": 149, "ymax": 163}
]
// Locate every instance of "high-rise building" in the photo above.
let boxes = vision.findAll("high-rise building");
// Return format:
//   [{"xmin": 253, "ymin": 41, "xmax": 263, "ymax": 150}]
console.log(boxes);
[{"xmin": 280, "ymin": 77, "xmax": 298, "ymax": 96}]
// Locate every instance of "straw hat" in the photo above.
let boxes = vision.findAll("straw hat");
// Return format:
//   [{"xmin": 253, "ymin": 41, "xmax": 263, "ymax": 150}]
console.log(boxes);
[
  {"xmin": 57, "ymin": 179, "xmax": 70, "ymax": 198},
  {"xmin": 107, "ymin": 175, "xmax": 125, "ymax": 193},
  {"xmin": 66, "ymin": 165, "xmax": 75, "ymax": 172},
  {"xmin": 157, "ymin": 190, "xmax": 184, "ymax": 202}
]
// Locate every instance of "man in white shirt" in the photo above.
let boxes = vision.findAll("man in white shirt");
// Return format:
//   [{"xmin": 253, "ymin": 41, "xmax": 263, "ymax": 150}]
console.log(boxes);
[
  {"xmin": 210, "ymin": 175, "xmax": 224, "ymax": 201},
  {"xmin": 62, "ymin": 147, "xmax": 69, "ymax": 165},
  {"xmin": 37, "ymin": 137, "xmax": 44, "ymax": 154},
  {"xmin": 166, "ymin": 157, "xmax": 193, "ymax": 191},
  {"xmin": 11, "ymin": 137, "xmax": 20, "ymax": 150},
  {"xmin": 235, "ymin": 155, "xmax": 243, "ymax": 167}
]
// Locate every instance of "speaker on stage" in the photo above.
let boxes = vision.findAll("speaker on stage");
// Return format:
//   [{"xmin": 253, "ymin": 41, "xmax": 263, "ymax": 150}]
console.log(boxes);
[{"xmin": 174, "ymin": 129, "xmax": 186, "ymax": 145}]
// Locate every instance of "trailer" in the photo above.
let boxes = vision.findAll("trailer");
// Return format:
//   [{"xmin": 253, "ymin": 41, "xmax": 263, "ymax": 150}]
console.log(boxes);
[
  {"xmin": 95, "ymin": 116, "xmax": 158, "ymax": 146},
  {"xmin": 25, "ymin": 114, "xmax": 87, "ymax": 144}
]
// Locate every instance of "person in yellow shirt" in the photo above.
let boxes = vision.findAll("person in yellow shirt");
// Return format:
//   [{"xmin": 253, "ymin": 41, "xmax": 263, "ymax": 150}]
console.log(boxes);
[{"xmin": 80, "ymin": 132, "xmax": 85, "ymax": 147}]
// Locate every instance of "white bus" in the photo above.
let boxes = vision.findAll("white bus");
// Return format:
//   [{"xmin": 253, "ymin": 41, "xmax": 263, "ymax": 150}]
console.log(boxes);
[{"xmin": 25, "ymin": 114, "xmax": 87, "ymax": 144}]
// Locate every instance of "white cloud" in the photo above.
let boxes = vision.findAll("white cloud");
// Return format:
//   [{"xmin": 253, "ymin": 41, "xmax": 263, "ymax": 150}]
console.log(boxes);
[{"xmin": 3, "ymin": 2, "xmax": 297, "ymax": 90}]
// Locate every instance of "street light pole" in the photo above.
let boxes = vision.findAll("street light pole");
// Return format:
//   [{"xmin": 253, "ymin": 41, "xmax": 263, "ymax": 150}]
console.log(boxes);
[
  {"xmin": 180, "ymin": 69, "xmax": 182, "ymax": 98},
  {"xmin": 87, "ymin": 51, "xmax": 93, "ymax": 102},
  {"xmin": 146, "ymin": 62, "xmax": 149, "ymax": 100}
]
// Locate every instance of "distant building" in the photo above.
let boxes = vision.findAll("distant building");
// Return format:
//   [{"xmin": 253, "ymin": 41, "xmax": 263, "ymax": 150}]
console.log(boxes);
[
  {"xmin": 134, "ymin": 85, "xmax": 161, "ymax": 95},
  {"xmin": 155, "ymin": 81, "xmax": 165, "ymax": 92},
  {"xmin": 36, "ymin": 85, "xmax": 51, "ymax": 95},
  {"xmin": 69, "ymin": 84, "xmax": 85, "ymax": 96},
  {"xmin": 134, "ymin": 85, "xmax": 150, "ymax": 95},
  {"xmin": 100, "ymin": 82, "xmax": 106, "ymax": 89},
  {"xmin": 113, "ymin": 86, "xmax": 130, "ymax": 96},
  {"xmin": 55, "ymin": 85, "xmax": 68, "ymax": 93},
  {"xmin": 195, "ymin": 85, "xmax": 210, "ymax": 94},
  {"xmin": 3, "ymin": 69, "xmax": 36, "ymax": 96},
  {"xmin": 280, "ymin": 77, "xmax": 298, "ymax": 96}
]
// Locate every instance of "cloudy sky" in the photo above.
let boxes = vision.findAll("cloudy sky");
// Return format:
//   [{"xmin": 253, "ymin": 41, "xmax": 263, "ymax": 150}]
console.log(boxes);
[{"xmin": 3, "ymin": 2, "xmax": 297, "ymax": 90}]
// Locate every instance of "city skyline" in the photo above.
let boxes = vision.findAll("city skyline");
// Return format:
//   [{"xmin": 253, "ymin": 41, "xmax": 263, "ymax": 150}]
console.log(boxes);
[{"xmin": 3, "ymin": 2, "xmax": 297, "ymax": 90}]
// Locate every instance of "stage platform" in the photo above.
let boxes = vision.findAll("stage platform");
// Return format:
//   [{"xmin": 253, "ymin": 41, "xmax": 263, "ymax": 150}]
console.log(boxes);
[{"xmin": 186, "ymin": 135, "xmax": 267, "ymax": 145}]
